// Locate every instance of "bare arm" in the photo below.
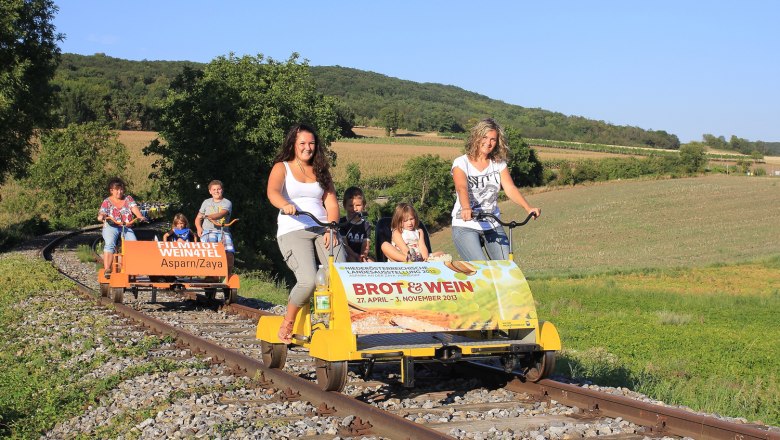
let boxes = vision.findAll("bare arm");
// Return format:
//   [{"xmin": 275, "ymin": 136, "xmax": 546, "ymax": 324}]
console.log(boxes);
[
  {"xmin": 131, "ymin": 205, "xmax": 145, "ymax": 221},
  {"xmin": 360, "ymin": 238, "xmax": 371, "ymax": 261},
  {"xmin": 205, "ymin": 209, "xmax": 229, "ymax": 221},
  {"xmin": 391, "ymin": 229, "xmax": 410, "ymax": 257},
  {"xmin": 500, "ymin": 168, "xmax": 541, "ymax": 218},
  {"xmin": 323, "ymin": 184, "xmax": 340, "ymax": 223},
  {"xmin": 194, "ymin": 212, "xmax": 204, "ymax": 236},
  {"xmin": 381, "ymin": 241, "xmax": 407, "ymax": 262},
  {"xmin": 267, "ymin": 162, "xmax": 295, "ymax": 215},
  {"xmin": 322, "ymin": 183, "xmax": 340, "ymax": 247},
  {"xmin": 452, "ymin": 167, "xmax": 473, "ymax": 221}
]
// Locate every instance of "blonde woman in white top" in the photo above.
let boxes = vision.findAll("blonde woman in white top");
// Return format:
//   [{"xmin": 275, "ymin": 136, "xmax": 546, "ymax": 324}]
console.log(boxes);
[
  {"xmin": 267, "ymin": 123, "xmax": 344, "ymax": 343},
  {"xmin": 451, "ymin": 118, "xmax": 541, "ymax": 261}
]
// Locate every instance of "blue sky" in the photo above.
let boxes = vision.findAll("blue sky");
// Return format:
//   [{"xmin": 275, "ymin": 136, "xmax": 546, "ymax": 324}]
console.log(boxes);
[{"xmin": 53, "ymin": 1, "xmax": 779, "ymax": 143}]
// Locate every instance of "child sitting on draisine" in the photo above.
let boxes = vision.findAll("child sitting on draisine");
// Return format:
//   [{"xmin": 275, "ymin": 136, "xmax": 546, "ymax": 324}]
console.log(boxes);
[
  {"xmin": 163, "ymin": 213, "xmax": 196, "ymax": 242},
  {"xmin": 381, "ymin": 202, "xmax": 451, "ymax": 262},
  {"xmin": 339, "ymin": 186, "xmax": 373, "ymax": 262}
]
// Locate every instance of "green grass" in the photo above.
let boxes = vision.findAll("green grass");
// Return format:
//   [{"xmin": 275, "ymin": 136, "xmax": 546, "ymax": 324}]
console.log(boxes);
[
  {"xmin": 431, "ymin": 175, "xmax": 780, "ymax": 277},
  {"xmin": 238, "ymin": 270, "xmax": 289, "ymax": 305},
  {"xmin": 533, "ymin": 259, "xmax": 780, "ymax": 425},
  {"xmin": 0, "ymin": 255, "xmax": 201, "ymax": 439},
  {"xmin": 75, "ymin": 244, "xmax": 98, "ymax": 263}
]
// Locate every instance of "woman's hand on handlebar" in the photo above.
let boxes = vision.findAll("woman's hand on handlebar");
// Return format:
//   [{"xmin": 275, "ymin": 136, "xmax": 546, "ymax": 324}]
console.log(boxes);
[
  {"xmin": 280, "ymin": 203, "xmax": 297, "ymax": 215},
  {"xmin": 473, "ymin": 211, "xmax": 538, "ymax": 227},
  {"xmin": 528, "ymin": 207, "xmax": 541, "ymax": 219},
  {"xmin": 322, "ymin": 229, "xmax": 339, "ymax": 249},
  {"xmin": 104, "ymin": 217, "xmax": 146, "ymax": 227}
]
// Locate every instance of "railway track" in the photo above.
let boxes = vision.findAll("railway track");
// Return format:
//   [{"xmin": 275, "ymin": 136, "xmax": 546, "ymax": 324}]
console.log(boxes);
[{"xmin": 35, "ymin": 226, "xmax": 779, "ymax": 439}]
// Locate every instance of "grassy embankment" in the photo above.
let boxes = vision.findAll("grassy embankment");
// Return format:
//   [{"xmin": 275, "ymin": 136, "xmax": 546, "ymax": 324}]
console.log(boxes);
[{"xmin": 0, "ymin": 254, "xmax": 227, "ymax": 438}]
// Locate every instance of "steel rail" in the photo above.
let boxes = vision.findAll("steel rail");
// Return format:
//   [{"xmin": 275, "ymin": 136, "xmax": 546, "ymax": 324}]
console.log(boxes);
[
  {"xmin": 506, "ymin": 377, "xmax": 778, "ymax": 440},
  {"xmin": 41, "ymin": 228, "xmax": 451, "ymax": 440}
]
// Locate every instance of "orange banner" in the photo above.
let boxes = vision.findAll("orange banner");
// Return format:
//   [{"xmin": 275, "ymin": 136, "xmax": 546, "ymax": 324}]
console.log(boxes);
[{"xmin": 122, "ymin": 241, "xmax": 227, "ymax": 276}]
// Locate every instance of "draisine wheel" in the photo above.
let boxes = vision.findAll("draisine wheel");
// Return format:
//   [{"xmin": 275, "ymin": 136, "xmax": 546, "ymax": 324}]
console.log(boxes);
[
  {"xmin": 315, "ymin": 358, "xmax": 348, "ymax": 392},
  {"xmin": 523, "ymin": 351, "xmax": 556, "ymax": 382},
  {"xmin": 110, "ymin": 287, "xmax": 124, "ymax": 304},
  {"xmin": 99, "ymin": 283, "xmax": 109, "ymax": 298},
  {"xmin": 261, "ymin": 340, "xmax": 287, "ymax": 369},
  {"xmin": 224, "ymin": 288, "xmax": 237, "ymax": 304}
]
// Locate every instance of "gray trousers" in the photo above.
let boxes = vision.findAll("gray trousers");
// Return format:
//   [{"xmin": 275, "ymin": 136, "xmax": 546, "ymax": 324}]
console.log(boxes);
[{"xmin": 277, "ymin": 227, "xmax": 345, "ymax": 307}]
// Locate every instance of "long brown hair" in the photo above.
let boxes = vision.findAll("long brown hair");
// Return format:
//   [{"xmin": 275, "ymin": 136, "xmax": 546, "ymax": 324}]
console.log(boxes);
[
  {"xmin": 273, "ymin": 123, "xmax": 333, "ymax": 191},
  {"xmin": 390, "ymin": 202, "xmax": 419, "ymax": 233}
]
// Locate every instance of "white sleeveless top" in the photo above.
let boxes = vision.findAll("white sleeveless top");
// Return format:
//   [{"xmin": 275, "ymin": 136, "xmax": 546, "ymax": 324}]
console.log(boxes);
[{"xmin": 276, "ymin": 162, "xmax": 328, "ymax": 237}]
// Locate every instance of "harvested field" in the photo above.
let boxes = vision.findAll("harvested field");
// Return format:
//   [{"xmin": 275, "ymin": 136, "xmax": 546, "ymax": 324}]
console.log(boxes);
[
  {"xmin": 117, "ymin": 131, "xmax": 160, "ymax": 194},
  {"xmin": 330, "ymin": 141, "xmax": 461, "ymax": 181},
  {"xmin": 531, "ymin": 146, "xmax": 640, "ymax": 161}
]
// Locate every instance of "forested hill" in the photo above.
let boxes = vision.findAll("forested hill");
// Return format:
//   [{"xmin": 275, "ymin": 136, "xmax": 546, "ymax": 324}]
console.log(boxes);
[
  {"xmin": 311, "ymin": 66, "xmax": 680, "ymax": 149},
  {"xmin": 53, "ymin": 53, "xmax": 683, "ymax": 149}
]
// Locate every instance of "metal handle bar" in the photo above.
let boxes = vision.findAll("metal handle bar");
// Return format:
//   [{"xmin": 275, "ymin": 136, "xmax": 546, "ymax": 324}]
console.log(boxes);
[
  {"xmin": 105, "ymin": 217, "xmax": 145, "ymax": 227},
  {"xmin": 285, "ymin": 210, "xmax": 366, "ymax": 229},
  {"xmin": 473, "ymin": 212, "xmax": 537, "ymax": 228},
  {"xmin": 213, "ymin": 218, "xmax": 239, "ymax": 228}
]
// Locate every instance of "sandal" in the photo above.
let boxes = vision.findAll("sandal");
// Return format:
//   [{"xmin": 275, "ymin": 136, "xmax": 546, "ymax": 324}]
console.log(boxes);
[
  {"xmin": 278, "ymin": 318, "xmax": 294, "ymax": 344},
  {"xmin": 103, "ymin": 268, "xmax": 111, "ymax": 279}
]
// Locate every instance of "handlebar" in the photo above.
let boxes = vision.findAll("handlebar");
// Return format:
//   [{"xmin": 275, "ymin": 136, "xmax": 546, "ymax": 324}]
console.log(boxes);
[
  {"xmin": 214, "ymin": 218, "xmax": 239, "ymax": 228},
  {"xmin": 286, "ymin": 210, "xmax": 366, "ymax": 229},
  {"xmin": 473, "ymin": 212, "xmax": 537, "ymax": 228},
  {"xmin": 105, "ymin": 217, "xmax": 146, "ymax": 227}
]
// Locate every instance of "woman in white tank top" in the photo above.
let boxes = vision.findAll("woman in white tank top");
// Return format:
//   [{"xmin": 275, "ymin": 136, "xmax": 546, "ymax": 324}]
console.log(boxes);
[{"xmin": 267, "ymin": 123, "xmax": 344, "ymax": 343}]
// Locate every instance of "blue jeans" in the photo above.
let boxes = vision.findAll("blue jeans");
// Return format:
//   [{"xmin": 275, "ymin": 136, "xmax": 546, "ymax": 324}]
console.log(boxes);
[
  {"xmin": 451, "ymin": 226, "xmax": 509, "ymax": 261},
  {"xmin": 102, "ymin": 224, "xmax": 136, "ymax": 253},
  {"xmin": 201, "ymin": 229, "xmax": 235, "ymax": 253}
]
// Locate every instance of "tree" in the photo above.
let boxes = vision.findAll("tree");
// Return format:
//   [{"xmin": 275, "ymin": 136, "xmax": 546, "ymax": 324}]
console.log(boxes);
[
  {"xmin": 729, "ymin": 135, "xmax": 751, "ymax": 155},
  {"xmin": 342, "ymin": 163, "xmax": 362, "ymax": 191},
  {"xmin": 145, "ymin": 53, "xmax": 341, "ymax": 269},
  {"xmin": 25, "ymin": 122, "xmax": 129, "ymax": 226},
  {"xmin": 386, "ymin": 154, "xmax": 453, "ymax": 229},
  {"xmin": 702, "ymin": 134, "xmax": 728, "ymax": 150},
  {"xmin": 0, "ymin": 0, "xmax": 62, "ymax": 184},
  {"xmin": 678, "ymin": 143, "xmax": 707, "ymax": 174},
  {"xmin": 504, "ymin": 127, "xmax": 544, "ymax": 187},
  {"xmin": 380, "ymin": 107, "xmax": 400, "ymax": 136}
]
